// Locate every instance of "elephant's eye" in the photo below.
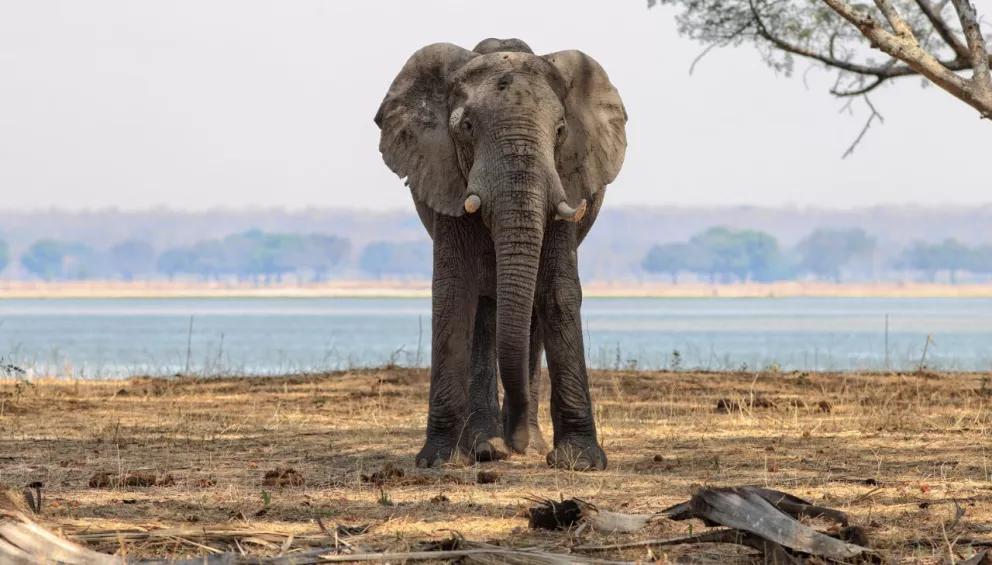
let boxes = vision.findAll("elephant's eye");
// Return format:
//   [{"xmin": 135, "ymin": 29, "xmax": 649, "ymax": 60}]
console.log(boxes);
[
  {"xmin": 555, "ymin": 121, "xmax": 568, "ymax": 144},
  {"xmin": 462, "ymin": 119, "xmax": 473, "ymax": 132}
]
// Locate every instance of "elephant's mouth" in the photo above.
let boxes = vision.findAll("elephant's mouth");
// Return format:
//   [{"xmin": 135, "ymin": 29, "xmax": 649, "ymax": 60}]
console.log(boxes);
[{"xmin": 460, "ymin": 158, "xmax": 587, "ymax": 224}]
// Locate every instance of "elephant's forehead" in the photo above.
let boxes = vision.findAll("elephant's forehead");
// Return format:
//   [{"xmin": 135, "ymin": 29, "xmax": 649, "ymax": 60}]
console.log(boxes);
[
  {"xmin": 454, "ymin": 52, "xmax": 554, "ymax": 84},
  {"xmin": 472, "ymin": 37, "xmax": 535, "ymax": 55}
]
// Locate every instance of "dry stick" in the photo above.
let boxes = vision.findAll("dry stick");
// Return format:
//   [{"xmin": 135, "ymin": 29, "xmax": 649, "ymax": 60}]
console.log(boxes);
[
  {"xmin": 314, "ymin": 548, "xmax": 632, "ymax": 564},
  {"xmin": 216, "ymin": 332, "xmax": 225, "ymax": 373},
  {"xmin": 918, "ymin": 334, "xmax": 935, "ymax": 372},
  {"xmin": 415, "ymin": 314, "xmax": 423, "ymax": 368},
  {"xmin": 184, "ymin": 315, "xmax": 194, "ymax": 375},
  {"xmin": 884, "ymin": 313, "xmax": 890, "ymax": 371},
  {"xmin": 575, "ymin": 529, "xmax": 738, "ymax": 552}
]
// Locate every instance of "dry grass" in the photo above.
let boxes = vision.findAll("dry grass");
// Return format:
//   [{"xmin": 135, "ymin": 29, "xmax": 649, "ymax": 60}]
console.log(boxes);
[{"xmin": 2, "ymin": 368, "xmax": 992, "ymax": 563}]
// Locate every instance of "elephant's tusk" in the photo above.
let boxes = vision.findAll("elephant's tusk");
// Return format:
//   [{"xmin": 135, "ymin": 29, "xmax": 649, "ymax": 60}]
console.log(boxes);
[
  {"xmin": 555, "ymin": 199, "xmax": 587, "ymax": 223},
  {"xmin": 464, "ymin": 194, "xmax": 482, "ymax": 214}
]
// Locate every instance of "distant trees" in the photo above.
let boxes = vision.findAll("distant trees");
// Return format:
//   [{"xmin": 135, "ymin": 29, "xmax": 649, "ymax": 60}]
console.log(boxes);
[
  {"xmin": 20, "ymin": 239, "xmax": 100, "ymax": 281},
  {"xmin": 0, "ymin": 238, "xmax": 8, "ymax": 275},
  {"xmin": 5, "ymin": 231, "xmax": 352, "ymax": 283},
  {"xmin": 303, "ymin": 234, "xmax": 352, "ymax": 282},
  {"xmin": 156, "ymin": 248, "xmax": 194, "ymax": 281},
  {"xmin": 6, "ymin": 225, "xmax": 992, "ymax": 284},
  {"xmin": 108, "ymin": 239, "xmax": 156, "ymax": 280},
  {"xmin": 359, "ymin": 240, "xmax": 433, "ymax": 280},
  {"xmin": 898, "ymin": 238, "xmax": 978, "ymax": 283},
  {"xmin": 794, "ymin": 228, "xmax": 876, "ymax": 282},
  {"xmin": 641, "ymin": 242, "xmax": 695, "ymax": 283},
  {"xmin": 642, "ymin": 227, "xmax": 792, "ymax": 283},
  {"xmin": 643, "ymin": 226, "xmax": 992, "ymax": 284},
  {"xmin": 973, "ymin": 246, "xmax": 992, "ymax": 276},
  {"xmin": 155, "ymin": 231, "xmax": 352, "ymax": 283}
]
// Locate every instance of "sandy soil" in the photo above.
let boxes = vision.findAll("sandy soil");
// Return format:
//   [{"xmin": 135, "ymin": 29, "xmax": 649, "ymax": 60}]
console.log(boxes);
[
  {"xmin": 2, "ymin": 368, "xmax": 992, "ymax": 563},
  {"xmin": 3, "ymin": 279, "xmax": 992, "ymax": 299}
]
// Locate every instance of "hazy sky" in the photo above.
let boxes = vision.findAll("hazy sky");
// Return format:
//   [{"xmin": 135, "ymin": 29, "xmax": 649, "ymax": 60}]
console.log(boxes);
[{"xmin": 0, "ymin": 1, "xmax": 989, "ymax": 212}]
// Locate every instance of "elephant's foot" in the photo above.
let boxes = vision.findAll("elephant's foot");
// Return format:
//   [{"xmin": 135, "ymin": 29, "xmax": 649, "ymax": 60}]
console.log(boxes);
[
  {"xmin": 527, "ymin": 423, "xmax": 548, "ymax": 455},
  {"xmin": 546, "ymin": 437, "xmax": 607, "ymax": 471},
  {"xmin": 501, "ymin": 406, "xmax": 530, "ymax": 454},
  {"xmin": 466, "ymin": 415, "xmax": 510, "ymax": 462},
  {"xmin": 415, "ymin": 437, "xmax": 469, "ymax": 468},
  {"xmin": 470, "ymin": 436, "xmax": 510, "ymax": 462}
]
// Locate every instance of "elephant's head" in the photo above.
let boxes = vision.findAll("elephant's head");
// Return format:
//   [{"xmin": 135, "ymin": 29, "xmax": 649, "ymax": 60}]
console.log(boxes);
[{"xmin": 374, "ymin": 39, "xmax": 626, "ymax": 452}]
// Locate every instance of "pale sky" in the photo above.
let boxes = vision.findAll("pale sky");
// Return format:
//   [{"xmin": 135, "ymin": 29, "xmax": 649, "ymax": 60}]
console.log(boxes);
[{"xmin": 0, "ymin": 0, "xmax": 989, "ymax": 212}]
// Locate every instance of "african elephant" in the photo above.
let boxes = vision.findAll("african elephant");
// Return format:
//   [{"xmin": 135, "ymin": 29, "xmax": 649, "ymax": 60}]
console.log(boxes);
[{"xmin": 373, "ymin": 37, "xmax": 627, "ymax": 470}]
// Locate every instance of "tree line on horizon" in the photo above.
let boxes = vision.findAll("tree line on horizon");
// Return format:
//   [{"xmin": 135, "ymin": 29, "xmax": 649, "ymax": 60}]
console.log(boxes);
[
  {"xmin": 0, "ymin": 230, "xmax": 431, "ymax": 283},
  {"xmin": 1, "ymin": 226, "xmax": 991, "ymax": 284},
  {"xmin": 641, "ymin": 227, "xmax": 992, "ymax": 284}
]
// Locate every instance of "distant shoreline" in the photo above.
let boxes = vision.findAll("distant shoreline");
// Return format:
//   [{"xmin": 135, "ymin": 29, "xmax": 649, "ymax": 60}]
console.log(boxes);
[{"xmin": 2, "ymin": 280, "xmax": 992, "ymax": 299}]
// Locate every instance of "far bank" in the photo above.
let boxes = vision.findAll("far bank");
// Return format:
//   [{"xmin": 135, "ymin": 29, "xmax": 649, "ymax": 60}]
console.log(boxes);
[{"xmin": 3, "ymin": 280, "xmax": 992, "ymax": 299}]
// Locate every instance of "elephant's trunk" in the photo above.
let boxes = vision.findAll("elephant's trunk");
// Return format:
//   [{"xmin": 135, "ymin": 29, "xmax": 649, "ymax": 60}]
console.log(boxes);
[{"xmin": 483, "ymin": 164, "xmax": 548, "ymax": 454}]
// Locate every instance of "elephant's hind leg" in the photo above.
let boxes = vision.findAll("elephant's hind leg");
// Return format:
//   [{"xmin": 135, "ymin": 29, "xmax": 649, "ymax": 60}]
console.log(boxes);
[
  {"xmin": 526, "ymin": 319, "xmax": 549, "ymax": 455},
  {"xmin": 466, "ymin": 295, "xmax": 509, "ymax": 461}
]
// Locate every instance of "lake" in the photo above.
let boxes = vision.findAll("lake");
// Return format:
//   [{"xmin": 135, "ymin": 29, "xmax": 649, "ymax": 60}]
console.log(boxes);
[{"xmin": 1, "ymin": 297, "xmax": 990, "ymax": 378}]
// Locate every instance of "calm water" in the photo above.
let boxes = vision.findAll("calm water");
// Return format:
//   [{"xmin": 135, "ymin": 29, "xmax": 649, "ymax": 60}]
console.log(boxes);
[{"xmin": 1, "ymin": 297, "xmax": 991, "ymax": 378}]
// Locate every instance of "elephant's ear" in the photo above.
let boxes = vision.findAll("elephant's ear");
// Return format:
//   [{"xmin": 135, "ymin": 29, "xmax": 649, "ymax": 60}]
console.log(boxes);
[
  {"xmin": 374, "ymin": 43, "xmax": 478, "ymax": 217},
  {"xmin": 542, "ymin": 50, "xmax": 628, "ymax": 206}
]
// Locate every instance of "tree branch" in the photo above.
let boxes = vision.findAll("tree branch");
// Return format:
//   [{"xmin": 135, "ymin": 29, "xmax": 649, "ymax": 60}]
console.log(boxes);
[
  {"xmin": 843, "ymin": 96, "xmax": 884, "ymax": 158},
  {"xmin": 749, "ymin": 0, "xmax": 897, "ymax": 75},
  {"xmin": 832, "ymin": 76, "xmax": 886, "ymax": 96},
  {"xmin": 688, "ymin": 23, "xmax": 751, "ymax": 75},
  {"xmin": 873, "ymin": 0, "xmax": 915, "ymax": 37},
  {"xmin": 749, "ymin": 0, "xmax": 987, "ymax": 84},
  {"xmin": 914, "ymin": 0, "xmax": 971, "ymax": 59},
  {"xmin": 820, "ymin": 0, "xmax": 992, "ymax": 117},
  {"xmin": 950, "ymin": 0, "xmax": 992, "ymax": 89}
]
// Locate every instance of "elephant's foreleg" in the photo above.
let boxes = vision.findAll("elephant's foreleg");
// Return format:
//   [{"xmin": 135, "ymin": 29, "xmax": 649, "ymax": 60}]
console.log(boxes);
[
  {"xmin": 416, "ymin": 218, "xmax": 478, "ymax": 468},
  {"xmin": 466, "ymin": 295, "xmax": 509, "ymax": 461},
  {"xmin": 536, "ymin": 222, "xmax": 606, "ymax": 471}
]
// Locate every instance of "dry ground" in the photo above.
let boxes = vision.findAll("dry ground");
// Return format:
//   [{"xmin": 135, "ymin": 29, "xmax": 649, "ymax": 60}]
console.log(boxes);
[{"xmin": 2, "ymin": 368, "xmax": 992, "ymax": 563}]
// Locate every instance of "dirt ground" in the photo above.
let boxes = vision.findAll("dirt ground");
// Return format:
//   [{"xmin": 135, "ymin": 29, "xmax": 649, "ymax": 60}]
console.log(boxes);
[{"xmin": 2, "ymin": 368, "xmax": 992, "ymax": 563}]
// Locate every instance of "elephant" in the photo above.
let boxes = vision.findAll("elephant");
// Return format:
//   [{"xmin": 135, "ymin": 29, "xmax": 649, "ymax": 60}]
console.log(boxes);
[{"xmin": 373, "ymin": 37, "xmax": 627, "ymax": 470}]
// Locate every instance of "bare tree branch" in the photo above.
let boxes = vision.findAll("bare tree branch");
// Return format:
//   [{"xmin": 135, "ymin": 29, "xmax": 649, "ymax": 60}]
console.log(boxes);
[
  {"xmin": 832, "ymin": 76, "xmax": 886, "ymax": 96},
  {"xmin": 950, "ymin": 0, "xmax": 992, "ymax": 88},
  {"xmin": 873, "ymin": 0, "xmax": 915, "ymax": 37},
  {"xmin": 820, "ymin": 0, "xmax": 992, "ymax": 117},
  {"xmin": 914, "ymin": 0, "xmax": 971, "ymax": 59},
  {"xmin": 689, "ymin": 23, "xmax": 750, "ymax": 75},
  {"xmin": 843, "ymin": 97, "xmax": 885, "ymax": 158}
]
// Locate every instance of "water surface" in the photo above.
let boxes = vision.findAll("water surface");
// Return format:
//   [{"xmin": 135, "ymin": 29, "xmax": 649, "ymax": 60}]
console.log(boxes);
[{"xmin": 1, "ymin": 297, "xmax": 989, "ymax": 378}]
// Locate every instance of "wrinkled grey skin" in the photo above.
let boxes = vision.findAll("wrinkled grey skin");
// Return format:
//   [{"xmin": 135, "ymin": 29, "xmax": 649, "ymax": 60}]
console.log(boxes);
[{"xmin": 374, "ymin": 37, "xmax": 627, "ymax": 470}]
